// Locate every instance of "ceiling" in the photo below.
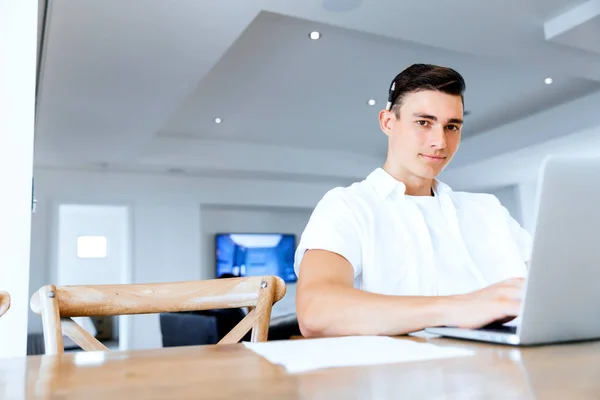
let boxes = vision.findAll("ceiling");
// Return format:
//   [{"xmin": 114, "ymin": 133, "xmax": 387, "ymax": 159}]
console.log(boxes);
[{"xmin": 33, "ymin": 0, "xmax": 600, "ymax": 184}]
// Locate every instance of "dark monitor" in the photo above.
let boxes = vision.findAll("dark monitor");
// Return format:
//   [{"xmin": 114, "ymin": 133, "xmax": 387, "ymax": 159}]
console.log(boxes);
[{"xmin": 215, "ymin": 233, "xmax": 297, "ymax": 283}]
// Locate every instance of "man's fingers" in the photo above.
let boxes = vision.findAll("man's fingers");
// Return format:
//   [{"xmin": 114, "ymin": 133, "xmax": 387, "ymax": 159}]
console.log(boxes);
[
  {"xmin": 500, "ymin": 286, "xmax": 525, "ymax": 301},
  {"xmin": 492, "ymin": 300, "xmax": 521, "ymax": 320},
  {"xmin": 507, "ymin": 301, "xmax": 521, "ymax": 316}
]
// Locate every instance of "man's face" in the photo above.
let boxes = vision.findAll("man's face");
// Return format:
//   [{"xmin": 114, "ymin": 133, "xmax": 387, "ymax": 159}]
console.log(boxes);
[{"xmin": 379, "ymin": 90, "xmax": 463, "ymax": 180}]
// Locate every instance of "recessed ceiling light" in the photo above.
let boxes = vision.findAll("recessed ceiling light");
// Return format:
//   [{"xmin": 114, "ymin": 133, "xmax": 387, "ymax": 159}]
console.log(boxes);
[
  {"xmin": 309, "ymin": 31, "xmax": 321, "ymax": 40},
  {"xmin": 544, "ymin": 77, "xmax": 553, "ymax": 85},
  {"xmin": 367, "ymin": 99, "xmax": 376, "ymax": 106},
  {"xmin": 214, "ymin": 117, "xmax": 222, "ymax": 124}
]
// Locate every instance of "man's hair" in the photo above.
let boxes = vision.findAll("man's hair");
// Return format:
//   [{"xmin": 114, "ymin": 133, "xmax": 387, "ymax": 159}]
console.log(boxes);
[{"xmin": 387, "ymin": 63, "xmax": 466, "ymax": 117}]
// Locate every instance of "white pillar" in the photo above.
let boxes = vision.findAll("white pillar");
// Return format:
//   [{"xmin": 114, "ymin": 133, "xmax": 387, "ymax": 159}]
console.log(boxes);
[{"xmin": 0, "ymin": 0, "xmax": 38, "ymax": 357}]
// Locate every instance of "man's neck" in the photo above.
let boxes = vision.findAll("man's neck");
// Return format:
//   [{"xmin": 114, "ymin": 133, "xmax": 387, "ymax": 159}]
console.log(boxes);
[{"xmin": 382, "ymin": 162, "xmax": 434, "ymax": 197}]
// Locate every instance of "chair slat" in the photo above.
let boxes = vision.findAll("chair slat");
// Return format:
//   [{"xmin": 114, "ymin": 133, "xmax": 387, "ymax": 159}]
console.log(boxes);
[
  {"xmin": 218, "ymin": 308, "xmax": 258, "ymax": 345},
  {"xmin": 62, "ymin": 318, "xmax": 110, "ymax": 352}
]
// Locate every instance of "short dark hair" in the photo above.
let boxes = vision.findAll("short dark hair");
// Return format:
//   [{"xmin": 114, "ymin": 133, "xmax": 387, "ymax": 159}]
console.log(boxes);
[{"xmin": 387, "ymin": 63, "xmax": 466, "ymax": 117}]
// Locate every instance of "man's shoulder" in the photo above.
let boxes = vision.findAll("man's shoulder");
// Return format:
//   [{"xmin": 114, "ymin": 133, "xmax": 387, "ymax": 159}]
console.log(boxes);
[{"xmin": 317, "ymin": 177, "xmax": 379, "ymax": 208}]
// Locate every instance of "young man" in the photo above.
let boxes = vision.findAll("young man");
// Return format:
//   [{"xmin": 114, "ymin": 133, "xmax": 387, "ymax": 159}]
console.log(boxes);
[{"xmin": 294, "ymin": 64, "xmax": 531, "ymax": 338}]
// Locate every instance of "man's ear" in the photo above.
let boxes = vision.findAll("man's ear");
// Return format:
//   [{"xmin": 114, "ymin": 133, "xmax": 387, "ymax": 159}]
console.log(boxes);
[{"xmin": 379, "ymin": 109, "xmax": 394, "ymax": 137}]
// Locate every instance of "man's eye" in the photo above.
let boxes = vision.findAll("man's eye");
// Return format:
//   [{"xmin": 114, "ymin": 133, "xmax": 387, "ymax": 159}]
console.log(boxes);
[
  {"xmin": 447, "ymin": 125, "xmax": 459, "ymax": 131},
  {"xmin": 416, "ymin": 120, "xmax": 429, "ymax": 127}
]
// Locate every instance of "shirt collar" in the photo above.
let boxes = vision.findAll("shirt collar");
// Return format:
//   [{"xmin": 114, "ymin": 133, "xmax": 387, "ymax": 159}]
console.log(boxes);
[{"xmin": 366, "ymin": 167, "xmax": 452, "ymax": 200}]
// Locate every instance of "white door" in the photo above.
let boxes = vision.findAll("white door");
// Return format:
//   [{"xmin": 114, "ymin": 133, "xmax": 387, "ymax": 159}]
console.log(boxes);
[
  {"xmin": 57, "ymin": 205, "xmax": 130, "ymax": 286},
  {"xmin": 57, "ymin": 204, "xmax": 131, "ymax": 349}
]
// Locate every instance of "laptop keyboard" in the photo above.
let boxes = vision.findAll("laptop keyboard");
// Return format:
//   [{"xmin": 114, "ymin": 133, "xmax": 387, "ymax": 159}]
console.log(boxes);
[{"xmin": 478, "ymin": 324, "xmax": 518, "ymax": 334}]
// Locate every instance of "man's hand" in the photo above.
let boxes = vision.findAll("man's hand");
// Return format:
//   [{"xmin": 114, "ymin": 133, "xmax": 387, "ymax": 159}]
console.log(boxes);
[{"xmin": 447, "ymin": 278, "xmax": 526, "ymax": 329}]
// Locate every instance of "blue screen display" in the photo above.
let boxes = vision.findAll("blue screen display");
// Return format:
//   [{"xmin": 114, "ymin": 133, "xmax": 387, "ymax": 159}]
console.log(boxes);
[{"xmin": 215, "ymin": 233, "xmax": 298, "ymax": 283}]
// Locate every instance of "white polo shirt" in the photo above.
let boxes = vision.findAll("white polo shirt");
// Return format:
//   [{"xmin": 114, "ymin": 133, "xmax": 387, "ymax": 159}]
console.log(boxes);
[{"xmin": 294, "ymin": 168, "xmax": 531, "ymax": 296}]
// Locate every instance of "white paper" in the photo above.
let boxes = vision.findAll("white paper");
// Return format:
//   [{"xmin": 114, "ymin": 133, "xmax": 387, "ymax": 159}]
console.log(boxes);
[{"xmin": 243, "ymin": 336, "xmax": 475, "ymax": 373}]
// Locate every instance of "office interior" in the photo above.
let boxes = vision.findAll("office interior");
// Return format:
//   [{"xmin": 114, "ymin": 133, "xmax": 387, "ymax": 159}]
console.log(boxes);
[{"xmin": 2, "ymin": 0, "xmax": 600, "ymax": 382}]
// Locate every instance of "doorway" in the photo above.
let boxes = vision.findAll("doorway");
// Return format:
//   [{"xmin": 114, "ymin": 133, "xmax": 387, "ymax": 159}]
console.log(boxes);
[{"xmin": 56, "ymin": 204, "xmax": 131, "ymax": 351}]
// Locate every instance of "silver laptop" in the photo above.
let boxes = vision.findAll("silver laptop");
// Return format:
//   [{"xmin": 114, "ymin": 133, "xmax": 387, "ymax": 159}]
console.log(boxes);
[{"xmin": 426, "ymin": 154, "xmax": 600, "ymax": 346}]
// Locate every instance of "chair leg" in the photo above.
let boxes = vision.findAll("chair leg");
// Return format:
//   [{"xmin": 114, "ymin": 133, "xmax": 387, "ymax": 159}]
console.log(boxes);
[
  {"xmin": 250, "ymin": 277, "xmax": 276, "ymax": 342},
  {"xmin": 39, "ymin": 285, "xmax": 64, "ymax": 355}
]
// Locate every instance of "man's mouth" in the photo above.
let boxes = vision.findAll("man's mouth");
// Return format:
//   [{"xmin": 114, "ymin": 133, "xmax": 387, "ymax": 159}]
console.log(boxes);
[{"xmin": 420, "ymin": 154, "xmax": 446, "ymax": 163}]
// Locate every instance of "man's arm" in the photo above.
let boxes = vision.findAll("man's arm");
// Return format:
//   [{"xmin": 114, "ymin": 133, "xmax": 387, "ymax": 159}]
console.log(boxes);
[{"xmin": 296, "ymin": 250, "xmax": 524, "ymax": 337}]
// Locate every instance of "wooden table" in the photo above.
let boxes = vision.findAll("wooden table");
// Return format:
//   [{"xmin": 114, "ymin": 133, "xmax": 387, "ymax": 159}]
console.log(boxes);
[{"xmin": 2, "ymin": 336, "xmax": 600, "ymax": 399}]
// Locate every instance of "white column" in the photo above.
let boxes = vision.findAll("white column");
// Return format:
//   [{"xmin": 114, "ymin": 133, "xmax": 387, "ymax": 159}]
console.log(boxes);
[{"xmin": 0, "ymin": 0, "xmax": 38, "ymax": 357}]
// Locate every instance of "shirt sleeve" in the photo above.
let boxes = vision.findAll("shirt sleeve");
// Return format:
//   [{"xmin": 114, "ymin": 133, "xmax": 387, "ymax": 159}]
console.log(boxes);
[
  {"xmin": 500, "ymin": 204, "xmax": 533, "ymax": 263},
  {"xmin": 294, "ymin": 188, "xmax": 362, "ymax": 278}
]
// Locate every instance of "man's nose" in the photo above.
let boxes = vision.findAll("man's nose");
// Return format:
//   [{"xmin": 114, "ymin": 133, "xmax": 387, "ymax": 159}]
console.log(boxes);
[{"xmin": 429, "ymin": 126, "xmax": 446, "ymax": 148}]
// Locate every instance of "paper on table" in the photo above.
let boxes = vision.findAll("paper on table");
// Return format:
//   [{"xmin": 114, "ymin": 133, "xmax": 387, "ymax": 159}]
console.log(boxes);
[{"xmin": 243, "ymin": 336, "xmax": 475, "ymax": 374}]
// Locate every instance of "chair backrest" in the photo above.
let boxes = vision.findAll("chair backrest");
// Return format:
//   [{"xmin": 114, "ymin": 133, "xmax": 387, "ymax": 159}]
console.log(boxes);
[
  {"xmin": 30, "ymin": 276, "xmax": 286, "ymax": 355},
  {"xmin": 0, "ymin": 291, "xmax": 10, "ymax": 317}
]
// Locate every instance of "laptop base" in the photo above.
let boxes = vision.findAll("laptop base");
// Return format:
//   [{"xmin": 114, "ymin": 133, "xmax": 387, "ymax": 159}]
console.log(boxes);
[{"xmin": 425, "ymin": 326, "xmax": 521, "ymax": 346}]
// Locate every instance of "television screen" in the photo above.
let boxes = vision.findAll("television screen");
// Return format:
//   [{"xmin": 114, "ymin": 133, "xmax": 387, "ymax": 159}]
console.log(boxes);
[{"xmin": 215, "ymin": 233, "xmax": 298, "ymax": 283}]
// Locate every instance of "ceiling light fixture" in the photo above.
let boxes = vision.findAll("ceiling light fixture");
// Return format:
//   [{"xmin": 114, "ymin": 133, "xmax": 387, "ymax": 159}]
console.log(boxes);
[
  {"xmin": 367, "ymin": 99, "xmax": 376, "ymax": 106},
  {"xmin": 309, "ymin": 31, "xmax": 321, "ymax": 40},
  {"xmin": 545, "ymin": 77, "xmax": 553, "ymax": 85},
  {"xmin": 214, "ymin": 117, "xmax": 222, "ymax": 124}
]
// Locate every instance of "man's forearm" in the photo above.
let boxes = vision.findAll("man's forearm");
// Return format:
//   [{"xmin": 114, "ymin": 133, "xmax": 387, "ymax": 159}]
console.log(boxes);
[{"xmin": 297, "ymin": 283, "xmax": 458, "ymax": 337}]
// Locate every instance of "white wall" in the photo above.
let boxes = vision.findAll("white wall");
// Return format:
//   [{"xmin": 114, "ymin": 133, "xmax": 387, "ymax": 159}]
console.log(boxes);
[{"xmin": 29, "ymin": 168, "xmax": 337, "ymax": 349}]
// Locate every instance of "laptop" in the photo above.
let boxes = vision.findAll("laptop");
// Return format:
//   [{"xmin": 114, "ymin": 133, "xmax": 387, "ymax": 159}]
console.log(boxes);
[{"xmin": 425, "ymin": 154, "xmax": 600, "ymax": 346}]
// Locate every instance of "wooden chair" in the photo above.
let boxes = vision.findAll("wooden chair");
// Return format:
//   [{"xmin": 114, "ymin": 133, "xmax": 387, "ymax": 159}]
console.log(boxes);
[
  {"xmin": 0, "ymin": 291, "xmax": 10, "ymax": 317},
  {"xmin": 30, "ymin": 276, "xmax": 286, "ymax": 355}
]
